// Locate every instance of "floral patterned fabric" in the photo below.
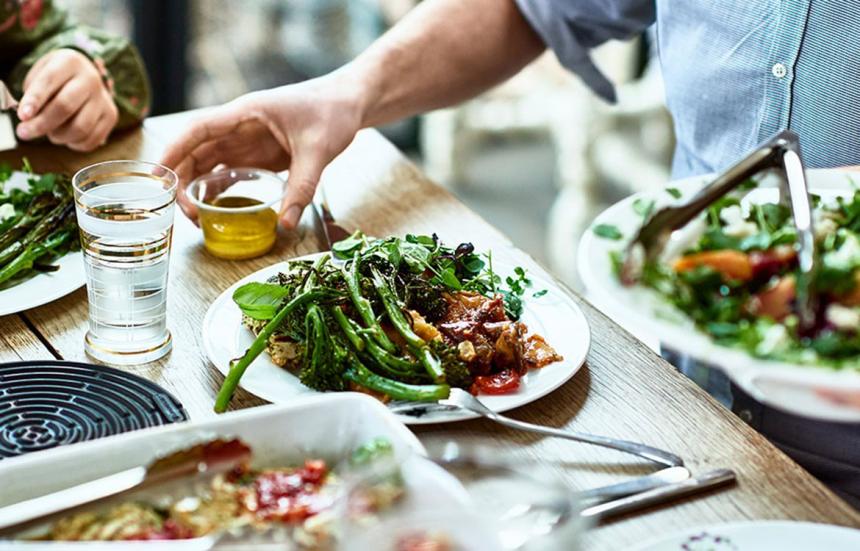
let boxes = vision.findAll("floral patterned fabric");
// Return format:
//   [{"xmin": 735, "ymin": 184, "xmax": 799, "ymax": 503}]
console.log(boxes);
[{"xmin": 0, "ymin": 0, "xmax": 150, "ymax": 129}]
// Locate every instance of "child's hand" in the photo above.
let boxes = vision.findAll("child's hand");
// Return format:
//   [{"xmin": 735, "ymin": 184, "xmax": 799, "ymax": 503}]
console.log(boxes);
[{"xmin": 16, "ymin": 48, "xmax": 118, "ymax": 152}]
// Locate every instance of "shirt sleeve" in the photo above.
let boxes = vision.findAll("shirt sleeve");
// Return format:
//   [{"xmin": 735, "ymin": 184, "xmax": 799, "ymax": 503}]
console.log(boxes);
[
  {"xmin": 4, "ymin": 1, "xmax": 150, "ymax": 130},
  {"xmin": 514, "ymin": 0, "xmax": 656, "ymax": 103}
]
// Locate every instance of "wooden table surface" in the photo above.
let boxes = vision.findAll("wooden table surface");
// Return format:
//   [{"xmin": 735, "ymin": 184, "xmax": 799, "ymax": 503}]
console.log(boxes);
[{"xmin": 2, "ymin": 112, "xmax": 859, "ymax": 549}]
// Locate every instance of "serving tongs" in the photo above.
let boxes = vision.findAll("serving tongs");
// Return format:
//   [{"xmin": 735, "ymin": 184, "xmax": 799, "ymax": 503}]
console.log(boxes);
[
  {"xmin": 0, "ymin": 438, "xmax": 251, "ymax": 538},
  {"xmin": 621, "ymin": 130, "xmax": 818, "ymax": 329}
]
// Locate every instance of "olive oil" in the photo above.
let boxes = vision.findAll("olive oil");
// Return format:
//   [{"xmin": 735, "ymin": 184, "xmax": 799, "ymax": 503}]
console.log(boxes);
[{"xmin": 199, "ymin": 196, "xmax": 278, "ymax": 260}]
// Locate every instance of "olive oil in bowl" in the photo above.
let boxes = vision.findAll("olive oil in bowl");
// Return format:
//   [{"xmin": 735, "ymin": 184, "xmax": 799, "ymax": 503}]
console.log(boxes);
[
  {"xmin": 186, "ymin": 168, "xmax": 286, "ymax": 261},
  {"xmin": 199, "ymin": 195, "xmax": 278, "ymax": 260}
]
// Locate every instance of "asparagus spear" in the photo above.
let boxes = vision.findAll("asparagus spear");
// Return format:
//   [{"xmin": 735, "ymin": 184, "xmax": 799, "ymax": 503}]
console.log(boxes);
[
  {"xmin": 370, "ymin": 267, "xmax": 445, "ymax": 383},
  {"xmin": 0, "ymin": 229, "xmax": 74, "ymax": 286}
]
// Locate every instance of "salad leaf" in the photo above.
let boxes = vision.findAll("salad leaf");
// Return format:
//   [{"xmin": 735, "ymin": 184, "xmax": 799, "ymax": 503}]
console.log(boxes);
[
  {"xmin": 593, "ymin": 224, "xmax": 623, "ymax": 240},
  {"xmin": 633, "ymin": 198, "xmax": 655, "ymax": 218},
  {"xmin": 332, "ymin": 234, "xmax": 364, "ymax": 260},
  {"xmin": 232, "ymin": 282, "xmax": 293, "ymax": 320},
  {"xmin": 665, "ymin": 187, "xmax": 682, "ymax": 199}
]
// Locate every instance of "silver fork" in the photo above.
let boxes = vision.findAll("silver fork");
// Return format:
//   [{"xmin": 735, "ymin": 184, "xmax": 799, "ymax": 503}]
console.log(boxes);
[{"xmin": 390, "ymin": 388, "xmax": 684, "ymax": 467}]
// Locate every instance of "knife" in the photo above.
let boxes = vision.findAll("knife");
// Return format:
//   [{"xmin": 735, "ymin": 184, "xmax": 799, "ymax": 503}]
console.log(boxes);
[
  {"xmin": 0, "ymin": 80, "xmax": 18, "ymax": 152},
  {"xmin": 580, "ymin": 468, "xmax": 736, "ymax": 521},
  {"xmin": 577, "ymin": 466, "xmax": 691, "ymax": 504},
  {"xmin": 311, "ymin": 190, "xmax": 351, "ymax": 250}
]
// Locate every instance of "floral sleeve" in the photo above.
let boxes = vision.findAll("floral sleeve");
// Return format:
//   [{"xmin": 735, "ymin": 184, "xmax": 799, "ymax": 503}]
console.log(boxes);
[{"xmin": 0, "ymin": 0, "xmax": 150, "ymax": 129}]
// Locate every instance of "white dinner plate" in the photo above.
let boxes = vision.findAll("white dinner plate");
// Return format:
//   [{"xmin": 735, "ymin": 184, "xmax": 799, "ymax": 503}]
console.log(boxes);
[
  {"xmin": 631, "ymin": 521, "xmax": 860, "ymax": 551},
  {"xmin": 203, "ymin": 252, "xmax": 590, "ymax": 424},
  {"xmin": 579, "ymin": 168, "xmax": 860, "ymax": 422},
  {"xmin": 0, "ymin": 171, "xmax": 84, "ymax": 317}
]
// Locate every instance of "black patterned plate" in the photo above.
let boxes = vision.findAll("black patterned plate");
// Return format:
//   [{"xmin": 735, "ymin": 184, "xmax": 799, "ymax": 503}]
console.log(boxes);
[{"xmin": 0, "ymin": 360, "xmax": 187, "ymax": 459}]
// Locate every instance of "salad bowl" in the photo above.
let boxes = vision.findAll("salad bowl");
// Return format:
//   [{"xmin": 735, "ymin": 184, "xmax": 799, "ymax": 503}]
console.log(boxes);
[{"xmin": 580, "ymin": 168, "xmax": 860, "ymax": 422}]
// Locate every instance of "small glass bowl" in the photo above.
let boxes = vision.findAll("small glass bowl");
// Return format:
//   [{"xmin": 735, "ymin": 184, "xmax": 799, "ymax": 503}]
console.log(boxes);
[{"xmin": 186, "ymin": 168, "xmax": 286, "ymax": 260}]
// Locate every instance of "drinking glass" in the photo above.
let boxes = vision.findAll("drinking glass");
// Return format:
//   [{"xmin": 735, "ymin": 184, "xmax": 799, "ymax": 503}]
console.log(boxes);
[
  {"xmin": 336, "ymin": 438, "xmax": 586, "ymax": 550},
  {"xmin": 72, "ymin": 160, "xmax": 177, "ymax": 365}
]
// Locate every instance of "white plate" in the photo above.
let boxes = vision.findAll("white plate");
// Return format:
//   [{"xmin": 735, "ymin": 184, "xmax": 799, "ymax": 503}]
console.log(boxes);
[
  {"xmin": 0, "ymin": 172, "xmax": 84, "ymax": 316},
  {"xmin": 0, "ymin": 393, "xmax": 471, "ymax": 547},
  {"xmin": 203, "ymin": 252, "xmax": 590, "ymax": 424},
  {"xmin": 579, "ymin": 168, "xmax": 860, "ymax": 422},
  {"xmin": 631, "ymin": 521, "xmax": 860, "ymax": 550}
]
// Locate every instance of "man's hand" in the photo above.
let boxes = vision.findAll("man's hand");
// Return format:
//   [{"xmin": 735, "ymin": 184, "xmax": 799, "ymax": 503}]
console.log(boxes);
[
  {"xmin": 161, "ymin": 76, "xmax": 363, "ymax": 229},
  {"xmin": 16, "ymin": 48, "xmax": 118, "ymax": 152},
  {"xmin": 817, "ymin": 388, "xmax": 860, "ymax": 409},
  {"xmin": 161, "ymin": 0, "xmax": 543, "ymax": 229}
]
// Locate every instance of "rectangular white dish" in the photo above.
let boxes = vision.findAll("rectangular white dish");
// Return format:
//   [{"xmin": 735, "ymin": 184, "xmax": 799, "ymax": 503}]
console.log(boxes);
[{"xmin": 0, "ymin": 392, "xmax": 465, "ymax": 548}]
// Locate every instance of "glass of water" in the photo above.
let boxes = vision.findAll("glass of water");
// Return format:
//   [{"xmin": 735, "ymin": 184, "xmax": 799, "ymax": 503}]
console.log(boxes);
[{"xmin": 72, "ymin": 161, "xmax": 177, "ymax": 365}]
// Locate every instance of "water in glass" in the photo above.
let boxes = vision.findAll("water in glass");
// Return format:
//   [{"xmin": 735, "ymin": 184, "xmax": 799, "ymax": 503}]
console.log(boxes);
[{"xmin": 73, "ymin": 162, "xmax": 177, "ymax": 365}]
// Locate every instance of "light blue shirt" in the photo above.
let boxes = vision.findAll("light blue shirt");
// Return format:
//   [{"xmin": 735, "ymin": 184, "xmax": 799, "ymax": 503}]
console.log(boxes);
[{"xmin": 514, "ymin": 0, "xmax": 860, "ymax": 178}]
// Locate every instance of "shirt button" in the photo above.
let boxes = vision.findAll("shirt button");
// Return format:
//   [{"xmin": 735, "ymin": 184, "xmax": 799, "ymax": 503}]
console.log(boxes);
[
  {"xmin": 772, "ymin": 63, "xmax": 787, "ymax": 78},
  {"xmin": 738, "ymin": 409, "xmax": 754, "ymax": 423}
]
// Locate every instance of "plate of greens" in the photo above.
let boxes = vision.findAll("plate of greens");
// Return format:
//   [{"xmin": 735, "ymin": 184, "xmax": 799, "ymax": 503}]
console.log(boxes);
[
  {"xmin": 203, "ymin": 233, "xmax": 589, "ymax": 423},
  {"xmin": 580, "ymin": 168, "xmax": 860, "ymax": 421},
  {"xmin": 0, "ymin": 166, "xmax": 83, "ymax": 316}
]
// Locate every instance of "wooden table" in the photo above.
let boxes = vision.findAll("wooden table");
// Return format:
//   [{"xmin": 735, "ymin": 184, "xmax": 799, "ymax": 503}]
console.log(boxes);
[{"xmin": 2, "ymin": 112, "xmax": 859, "ymax": 549}]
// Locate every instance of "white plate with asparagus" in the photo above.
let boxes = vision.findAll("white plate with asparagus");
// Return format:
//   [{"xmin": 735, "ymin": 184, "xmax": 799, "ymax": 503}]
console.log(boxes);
[
  {"xmin": 0, "ymin": 168, "xmax": 83, "ymax": 316},
  {"xmin": 203, "ymin": 233, "xmax": 590, "ymax": 423}
]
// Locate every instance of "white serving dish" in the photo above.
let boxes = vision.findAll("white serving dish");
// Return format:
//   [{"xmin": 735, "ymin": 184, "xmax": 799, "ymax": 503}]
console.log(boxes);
[
  {"xmin": 0, "ymin": 393, "xmax": 467, "ymax": 548},
  {"xmin": 579, "ymin": 168, "xmax": 860, "ymax": 422}
]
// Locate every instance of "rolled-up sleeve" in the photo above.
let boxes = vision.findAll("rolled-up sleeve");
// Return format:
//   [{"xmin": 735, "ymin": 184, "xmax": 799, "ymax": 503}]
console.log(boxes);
[{"xmin": 514, "ymin": 0, "xmax": 655, "ymax": 102}]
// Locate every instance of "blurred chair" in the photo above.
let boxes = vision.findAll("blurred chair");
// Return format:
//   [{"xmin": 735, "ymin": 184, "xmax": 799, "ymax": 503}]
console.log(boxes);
[{"xmin": 419, "ymin": 36, "xmax": 673, "ymax": 287}]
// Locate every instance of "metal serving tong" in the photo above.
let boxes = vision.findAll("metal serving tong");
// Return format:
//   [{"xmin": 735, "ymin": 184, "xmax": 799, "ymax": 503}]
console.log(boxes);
[
  {"xmin": 0, "ymin": 439, "xmax": 251, "ymax": 538},
  {"xmin": 621, "ymin": 130, "xmax": 818, "ymax": 329}
]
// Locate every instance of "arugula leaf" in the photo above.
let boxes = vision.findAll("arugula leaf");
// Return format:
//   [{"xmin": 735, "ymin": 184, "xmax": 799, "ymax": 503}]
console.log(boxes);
[
  {"xmin": 0, "ymin": 163, "xmax": 11, "ymax": 183},
  {"xmin": 633, "ymin": 198, "xmax": 655, "ymax": 218},
  {"xmin": 593, "ymin": 224, "xmax": 623, "ymax": 240},
  {"xmin": 398, "ymin": 240, "xmax": 433, "ymax": 272},
  {"xmin": 665, "ymin": 187, "xmax": 682, "ymax": 199},
  {"xmin": 739, "ymin": 232, "xmax": 771, "ymax": 251},
  {"xmin": 405, "ymin": 234, "xmax": 437, "ymax": 248},
  {"xmin": 27, "ymin": 173, "xmax": 56, "ymax": 195},
  {"xmin": 232, "ymin": 282, "xmax": 293, "ymax": 320},
  {"xmin": 331, "ymin": 235, "xmax": 364, "ymax": 260}
]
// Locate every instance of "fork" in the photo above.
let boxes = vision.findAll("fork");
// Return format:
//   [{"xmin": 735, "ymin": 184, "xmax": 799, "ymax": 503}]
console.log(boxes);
[{"xmin": 389, "ymin": 388, "xmax": 684, "ymax": 467}]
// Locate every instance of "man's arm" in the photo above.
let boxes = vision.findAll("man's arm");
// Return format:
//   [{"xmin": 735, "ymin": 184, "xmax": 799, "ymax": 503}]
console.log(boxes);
[{"xmin": 347, "ymin": 0, "xmax": 546, "ymax": 128}]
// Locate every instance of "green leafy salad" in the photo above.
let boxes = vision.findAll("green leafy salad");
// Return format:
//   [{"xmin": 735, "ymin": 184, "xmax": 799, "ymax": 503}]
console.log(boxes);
[
  {"xmin": 215, "ymin": 233, "xmax": 561, "ymax": 412},
  {"xmin": 604, "ymin": 183, "xmax": 860, "ymax": 368},
  {"xmin": 0, "ymin": 161, "xmax": 78, "ymax": 289}
]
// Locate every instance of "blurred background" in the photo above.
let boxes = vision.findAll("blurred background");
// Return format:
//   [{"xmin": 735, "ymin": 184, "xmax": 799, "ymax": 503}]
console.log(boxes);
[{"xmin": 64, "ymin": 0, "xmax": 675, "ymax": 289}]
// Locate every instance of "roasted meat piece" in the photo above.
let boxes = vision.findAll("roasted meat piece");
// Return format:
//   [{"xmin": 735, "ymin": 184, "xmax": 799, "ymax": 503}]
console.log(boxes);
[{"xmin": 437, "ymin": 291, "xmax": 561, "ymax": 379}]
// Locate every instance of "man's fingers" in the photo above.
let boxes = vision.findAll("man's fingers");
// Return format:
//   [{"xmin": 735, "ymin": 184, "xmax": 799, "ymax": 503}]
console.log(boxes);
[
  {"xmin": 160, "ymin": 103, "xmax": 247, "ymax": 170},
  {"xmin": 67, "ymin": 113, "xmax": 114, "ymax": 152},
  {"xmin": 47, "ymin": 97, "xmax": 100, "ymax": 145},
  {"xmin": 18, "ymin": 78, "xmax": 87, "ymax": 140},
  {"xmin": 816, "ymin": 388, "xmax": 860, "ymax": 409},
  {"xmin": 280, "ymin": 151, "xmax": 326, "ymax": 229},
  {"xmin": 17, "ymin": 56, "xmax": 75, "ymax": 123}
]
